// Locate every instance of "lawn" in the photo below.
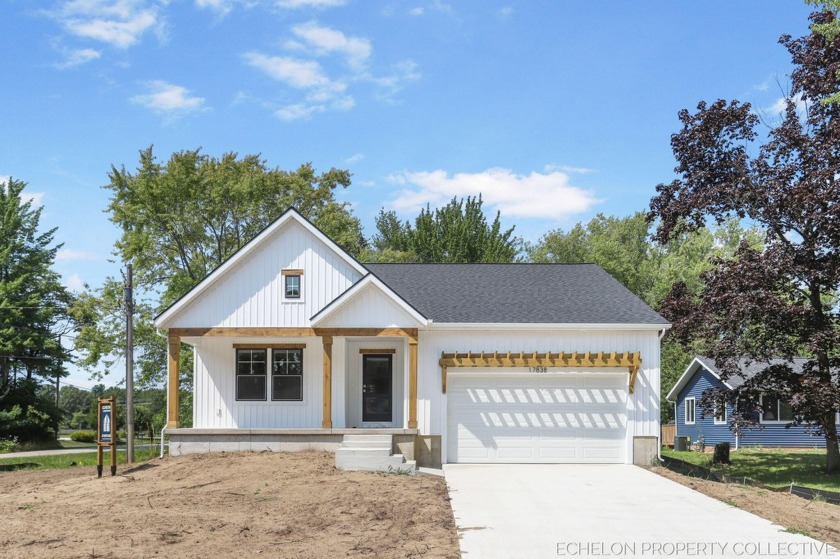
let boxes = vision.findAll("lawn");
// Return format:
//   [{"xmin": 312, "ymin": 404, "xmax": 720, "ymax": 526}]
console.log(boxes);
[
  {"xmin": 661, "ymin": 447, "xmax": 840, "ymax": 491},
  {"xmin": 0, "ymin": 446, "xmax": 158, "ymax": 471}
]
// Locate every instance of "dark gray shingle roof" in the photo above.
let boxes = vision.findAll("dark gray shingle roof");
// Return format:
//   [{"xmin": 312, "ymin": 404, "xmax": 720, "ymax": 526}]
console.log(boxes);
[
  {"xmin": 697, "ymin": 356, "xmax": 811, "ymax": 389},
  {"xmin": 364, "ymin": 263, "xmax": 669, "ymax": 325}
]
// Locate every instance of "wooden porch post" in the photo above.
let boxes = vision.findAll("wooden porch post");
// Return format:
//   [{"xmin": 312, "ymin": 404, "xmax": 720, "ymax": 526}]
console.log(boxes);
[
  {"xmin": 167, "ymin": 334, "xmax": 180, "ymax": 428},
  {"xmin": 322, "ymin": 336, "xmax": 333, "ymax": 428},
  {"xmin": 408, "ymin": 337, "xmax": 418, "ymax": 429}
]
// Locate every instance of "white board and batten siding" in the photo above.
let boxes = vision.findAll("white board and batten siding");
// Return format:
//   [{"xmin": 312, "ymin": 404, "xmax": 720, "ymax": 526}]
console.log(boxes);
[
  {"xmin": 414, "ymin": 328, "xmax": 661, "ymax": 464},
  {"xmin": 167, "ymin": 220, "xmax": 363, "ymax": 329},
  {"xmin": 314, "ymin": 282, "xmax": 424, "ymax": 328},
  {"xmin": 191, "ymin": 336, "xmax": 330, "ymax": 429}
]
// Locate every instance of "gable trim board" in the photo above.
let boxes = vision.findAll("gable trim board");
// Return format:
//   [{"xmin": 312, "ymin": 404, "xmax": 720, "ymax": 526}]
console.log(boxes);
[
  {"xmin": 666, "ymin": 356, "xmax": 734, "ymax": 402},
  {"xmin": 153, "ymin": 208, "xmax": 668, "ymax": 465}
]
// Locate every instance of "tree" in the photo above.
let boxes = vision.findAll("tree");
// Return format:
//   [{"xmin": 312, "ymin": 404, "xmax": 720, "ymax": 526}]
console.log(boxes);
[
  {"xmin": 649, "ymin": 12, "xmax": 840, "ymax": 472},
  {"xmin": 71, "ymin": 149, "xmax": 363, "ymax": 415},
  {"xmin": 365, "ymin": 196, "xmax": 520, "ymax": 263},
  {"xmin": 529, "ymin": 212, "xmax": 760, "ymax": 422},
  {"xmin": 806, "ymin": 2, "xmax": 840, "ymax": 104},
  {"xmin": 0, "ymin": 178, "xmax": 71, "ymax": 442}
]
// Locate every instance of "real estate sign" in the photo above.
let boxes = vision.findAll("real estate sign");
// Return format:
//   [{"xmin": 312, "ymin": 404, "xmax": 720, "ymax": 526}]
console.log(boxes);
[{"xmin": 97, "ymin": 396, "xmax": 117, "ymax": 478}]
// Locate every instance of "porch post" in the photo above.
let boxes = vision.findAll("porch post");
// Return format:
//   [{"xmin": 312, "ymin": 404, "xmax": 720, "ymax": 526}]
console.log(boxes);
[
  {"xmin": 408, "ymin": 336, "xmax": 418, "ymax": 429},
  {"xmin": 322, "ymin": 335, "xmax": 333, "ymax": 428},
  {"xmin": 167, "ymin": 334, "xmax": 180, "ymax": 428}
]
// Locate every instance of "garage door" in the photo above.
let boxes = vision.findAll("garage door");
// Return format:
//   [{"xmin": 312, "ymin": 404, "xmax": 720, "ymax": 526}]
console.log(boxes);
[{"xmin": 447, "ymin": 372, "xmax": 628, "ymax": 463}]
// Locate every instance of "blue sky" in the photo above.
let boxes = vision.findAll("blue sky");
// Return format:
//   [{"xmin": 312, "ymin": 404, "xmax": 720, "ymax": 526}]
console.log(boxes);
[{"xmin": 0, "ymin": 0, "xmax": 814, "ymax": 387}]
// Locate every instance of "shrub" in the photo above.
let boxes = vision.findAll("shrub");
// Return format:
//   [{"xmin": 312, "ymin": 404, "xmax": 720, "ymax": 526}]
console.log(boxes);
[
  {"xmin": 0, "ymin": 436, "xmax": 19, "ymax": 453},
  {"xmin": 713, "ymin": 442, "xmax": 731, "ymax": 465},
  {"xmin": 70, "ymin": 430, "xmax": 96, "ymax": 443}
]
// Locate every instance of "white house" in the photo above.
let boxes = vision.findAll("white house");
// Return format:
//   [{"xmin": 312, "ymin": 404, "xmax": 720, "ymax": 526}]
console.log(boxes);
[{"xmin": 154, "ymin": 208, "xmax": 669, "ymax": 468}]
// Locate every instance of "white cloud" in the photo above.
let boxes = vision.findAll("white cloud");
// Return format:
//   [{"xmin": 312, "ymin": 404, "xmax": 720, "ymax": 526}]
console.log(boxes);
[
  {"xmin": 497, "ymin": 6, "xmax": 513, "ymax": 19},
  {"xmin": 409, "ymin": 7, "xmax": 424, "ymax": 16},
  {"xmin": 386, "ymin": 168, "xmax": 600, "ymax": 219},
  {"xmin": 130, "ymin": 80, "xmax": 206, "ymax": 116},
  {"xmin": 289, "ymin": 21, "xmax": 371, "ymax": 69},
  {"xmin": 275, "ymin": 103, "xmax": 323, "ymax": 120},
  {"xmin": 543, "ymin": 164, "xmax": 594, "ymax": 174},
  {"xmin": 766, "ymin": 92, "xmax": 807, "ymax": 116},
  {"xmin": 344, "ymin": 153, "xmax": 364, "ymax": 164},
  {"xmin": 55, "ymin": 47, "xmax": 101, "ymax": 68},
  {"xmin": 244, "ymin": 52, "xmax": 334, "ymax": 89},
  {"xmin": 64, "ymin": 273, "xmax": 86, "ymax": 292},
  {"xmin": 276, "ymin": 0, "xmax": 345, "ymax": 7},
  {"xmin": 21, "ymin": 192, "xmax": 46, "ymax": 207},
  {"xmin": 56, "ymin": 249, "xmax": 98, "ymax": 262},
  {"xmin": 50, "ymin": 0, "xmax": 161, "ymax": 49}
]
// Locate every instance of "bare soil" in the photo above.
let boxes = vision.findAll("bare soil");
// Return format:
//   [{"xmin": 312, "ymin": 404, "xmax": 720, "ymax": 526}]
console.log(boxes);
[
  {"xmin": 0, "ymin": 451, "xmax": 460, "ymax": 559},
  {"xmin": 647, "ymin": 466, "xmax": 840, "ymax": 548}
]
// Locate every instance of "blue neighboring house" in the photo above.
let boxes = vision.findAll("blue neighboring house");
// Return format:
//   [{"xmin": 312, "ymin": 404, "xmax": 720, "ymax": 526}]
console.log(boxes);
[{"xmin": 667, "ymin": 356, "xmax": 840, "ymax": 448}]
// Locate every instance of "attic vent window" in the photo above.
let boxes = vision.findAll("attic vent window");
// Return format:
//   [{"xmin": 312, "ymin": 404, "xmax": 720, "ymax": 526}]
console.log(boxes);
[{"xmin": 282, "ymin": 269, "xmax": 303, "ymax": 301}]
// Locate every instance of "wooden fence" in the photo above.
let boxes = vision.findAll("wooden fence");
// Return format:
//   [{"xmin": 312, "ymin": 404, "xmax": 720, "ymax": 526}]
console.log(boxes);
[{"xmin": 661, "ymin": 423, "xmax": 675, "ymax": 448}]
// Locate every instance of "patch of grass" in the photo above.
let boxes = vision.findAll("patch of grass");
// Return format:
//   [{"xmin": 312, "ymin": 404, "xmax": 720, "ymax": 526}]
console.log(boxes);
[
  {"xmin": 662, "ymin": 448, "xmax": 840, "ymax": 492},
  {"xmin": 785, "ymin": 527, "xmax": 815, "ymax": 539},
  {"xmin": 0, "ymin": 447, "xmax": 158, "ymax": 472}
]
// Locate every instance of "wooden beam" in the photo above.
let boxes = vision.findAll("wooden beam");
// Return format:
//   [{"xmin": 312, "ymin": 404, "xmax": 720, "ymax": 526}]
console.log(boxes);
[
  {"xmin": 358, "ymin": 348, "xmax": 397, "ymax": 354},
  {"xmin": 321, "ymin": 336, "xmax": 333, "ymax": 429},
  {"xmin": 168, "ymin": 327, "xmax": 419, "ymax": 338},
  {"xmin": 408, "ymin": 339, "xmax": 418, "ymax": 429},
  {"xmin": 437, "ymin": 350, "xmax": 644, "ymax": 394},
  {"xmin": 281, "ymin": 269, "xmax": 304, "ymax": 275},
  {"xmin": 167, "ymin": 335, "xmax": 181, "ymax": 428},
  {"xmin": 168, "ymin": 327, "xmax": 317, "ymax": 337},
  {"xmin": 233, "ymin": 343, "xmax": 307, "ymax": 349},
  {"xmin": 314, "ymin": 327, "xmax": 418, "ymax": 338}
]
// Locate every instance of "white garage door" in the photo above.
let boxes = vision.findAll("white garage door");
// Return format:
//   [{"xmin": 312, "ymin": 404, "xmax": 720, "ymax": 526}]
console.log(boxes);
[{"xmin": 447, "ymin": 372, "xmax": 628, "ymax": 463}]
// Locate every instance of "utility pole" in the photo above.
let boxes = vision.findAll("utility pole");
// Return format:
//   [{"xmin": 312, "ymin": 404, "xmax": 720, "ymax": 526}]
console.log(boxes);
[{"xmin": 124, "ymin": 264, "xmax": 135, "ymax": 464}]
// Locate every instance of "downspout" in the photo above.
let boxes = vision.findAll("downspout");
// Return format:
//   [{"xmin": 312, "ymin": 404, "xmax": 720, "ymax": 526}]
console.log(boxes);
[
  {"xmin": 656, "ymin": 327, "xmax": 668, "ymax": 462},
  {"xmin": 156, "ymin": 328, "xmax": 169, "ymax": 458}
]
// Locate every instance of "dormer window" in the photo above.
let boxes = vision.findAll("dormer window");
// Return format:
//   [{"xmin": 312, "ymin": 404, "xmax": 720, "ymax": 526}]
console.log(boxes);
[{"xmin": 282, "ymin": 269, "xmax": 303, "ymax": 301}]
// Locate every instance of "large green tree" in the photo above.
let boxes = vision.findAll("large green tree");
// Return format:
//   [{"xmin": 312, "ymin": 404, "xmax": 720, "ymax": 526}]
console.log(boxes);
[
  {"xmin": 649, "ymin": 12, "xmax": 840, "ymax": 472},
  {"xmin": 0, "ymin": 178, "xmax": 71, "ymax": 442},
  {"xmin": 71, "ymin": 149, "xmax": 364, "ymax": 424},
  {"xmin": 365, "ymin": 196, "xmax": 520, "ymax": 263}
]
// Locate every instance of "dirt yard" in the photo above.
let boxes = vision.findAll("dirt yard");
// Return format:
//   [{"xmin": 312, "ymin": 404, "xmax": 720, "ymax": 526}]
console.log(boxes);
[
  {"xmin": 0, "ymin": 451, "xmax": 460, "ymax": 559},
  {"xmin": 648, "ymin": 466, "xmax": 840, "ymax": 548}
]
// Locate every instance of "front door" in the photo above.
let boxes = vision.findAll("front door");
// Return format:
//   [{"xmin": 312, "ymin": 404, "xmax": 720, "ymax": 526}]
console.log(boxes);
[{"xmin": 362, "ymin": 354, "xmax": 393, "ymax": 425}]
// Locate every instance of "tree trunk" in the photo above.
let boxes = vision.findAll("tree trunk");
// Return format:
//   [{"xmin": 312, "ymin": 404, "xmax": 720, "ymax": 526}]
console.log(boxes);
[{"xmin": 825, "ymin": 416, "xmax": 840, "ymax": 474}]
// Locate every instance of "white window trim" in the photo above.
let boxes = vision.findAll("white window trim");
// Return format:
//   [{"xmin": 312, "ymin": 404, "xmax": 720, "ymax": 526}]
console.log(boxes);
[
  {"xmin": 685, "ymin": 397, "xmax": 696, "ymax": 425},
  {"xmin": 759, "ymin": 394, "xmax": 794, "ymax": 424},
  {"xmin": 281, "ymin": 269, "xmax": 305, "ymax": 303},
  {"xmin": 714, "ymin": 401, "xmax": 727, "ymax": 425}
]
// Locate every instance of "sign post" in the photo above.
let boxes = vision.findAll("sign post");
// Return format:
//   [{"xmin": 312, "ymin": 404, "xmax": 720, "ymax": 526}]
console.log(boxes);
[{"xmin": 97, "ymin": 396, "xmax": 117, "ymax": 477}]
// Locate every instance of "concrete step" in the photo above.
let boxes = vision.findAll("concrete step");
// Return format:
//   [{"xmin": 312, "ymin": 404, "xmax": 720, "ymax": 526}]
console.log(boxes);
[
  {"xmin": 335, "ymin": 447, "xmax": 392, "ymax": 458},
  {"xmin": 341, "ymin": 440, "xmax": 397, "ymax": 449},
  {"xmin": 342, "ymin": 434, "xmax": 393, "ymax": 444}
]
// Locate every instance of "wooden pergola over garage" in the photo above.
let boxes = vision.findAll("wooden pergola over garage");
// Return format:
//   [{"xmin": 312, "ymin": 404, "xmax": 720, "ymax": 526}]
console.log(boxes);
[{"xmin": 438, "ymin": 351, "xmax": 642, "ymax": 393}]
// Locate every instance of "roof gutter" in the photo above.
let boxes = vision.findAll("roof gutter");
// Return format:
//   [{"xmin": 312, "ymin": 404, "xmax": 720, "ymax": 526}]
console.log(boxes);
[{"xmin": 427, "ymin": 322, "xmax": 671, "ymax": 331}]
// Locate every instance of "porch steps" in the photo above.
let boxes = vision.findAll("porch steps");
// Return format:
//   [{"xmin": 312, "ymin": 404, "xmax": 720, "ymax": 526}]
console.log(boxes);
[{"xmin": 335, "ymin": 434, "xmax": 416, "ymax": 474}]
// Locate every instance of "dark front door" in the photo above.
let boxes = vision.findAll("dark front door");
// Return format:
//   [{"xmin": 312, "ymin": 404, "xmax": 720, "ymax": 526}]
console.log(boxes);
[{"xmin": 362, "ymin": 355, "xmax": 393, "ymax": 423}]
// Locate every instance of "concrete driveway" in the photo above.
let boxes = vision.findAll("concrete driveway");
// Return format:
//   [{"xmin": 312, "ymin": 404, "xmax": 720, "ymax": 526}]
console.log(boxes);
[{"xmin": 444, "ymin": 464, "xmax": 835, "ymax": 559}]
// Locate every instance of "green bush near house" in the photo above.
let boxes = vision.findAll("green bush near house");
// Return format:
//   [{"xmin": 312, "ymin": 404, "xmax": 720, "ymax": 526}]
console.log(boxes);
[{"xmin": 661, "ymin": 448, "xmax": 840, "ymax": 492}]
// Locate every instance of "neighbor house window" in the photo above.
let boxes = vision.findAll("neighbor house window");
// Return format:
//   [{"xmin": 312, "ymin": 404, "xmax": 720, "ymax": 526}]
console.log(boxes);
[
  {"xmin": 282, "ymin": 269, "xmax": 303, "ymax": 300},
  {"xmin": 685, "ymin": 397, "xmax": 696, "ymax": 425},
  {"xmin": 236, "ymin": 349, "xmax": 267, "ymax": 401},
  {"xmin": 272, "ymin": 348, "xmax": 303, "ymax": 401},
  {"xmin": 761, "ymin": 395, "xmax": 794, "ymax": 423},
  {"xmin": 714, "ymin": 398, "xmax": 727, "ymax": 425}
]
